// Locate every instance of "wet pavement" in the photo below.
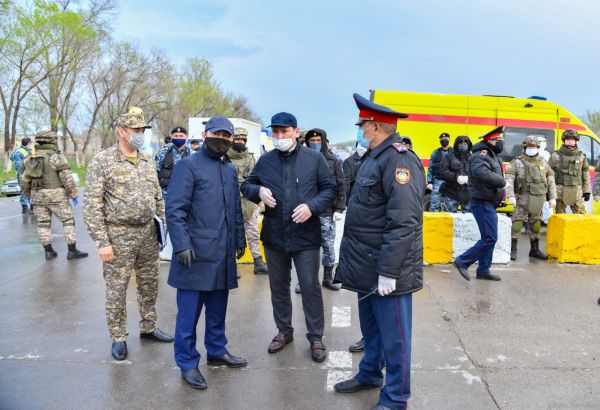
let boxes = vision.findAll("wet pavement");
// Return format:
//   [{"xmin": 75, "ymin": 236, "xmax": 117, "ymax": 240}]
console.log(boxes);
[{"xmin": 0, "ymin": 194, "xmax": 599, "ymax": 410}]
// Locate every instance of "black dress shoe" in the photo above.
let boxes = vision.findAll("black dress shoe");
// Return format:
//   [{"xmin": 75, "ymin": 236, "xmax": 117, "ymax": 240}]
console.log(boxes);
[
  {"xmin": 334, "ymin": 378, "xmax": 382, "ymax": 393},
  {"xmin": 453, "ymin": 261, "xmax": 470, "ymax": 281},
  {"xmin": 349, "ymin": 338, "xmax": 365, "ymax": 353},
  {"xmin": 140, "ymin": 328, "xmax": 174, "ymax": 343},
  {"xmin": 111, "ymin": 341, "xmax": 127, "ymax": 361},
  {"xmin": 207, "ymin": 352, "xmax": 248, "ymax": 368},
  {"xmin": 181, "ymin": 368, "xmax": 207, "ymax": 390},
  {"xmin": 476, "ymin": 273, "xmax": 501, "ymax": 281}
]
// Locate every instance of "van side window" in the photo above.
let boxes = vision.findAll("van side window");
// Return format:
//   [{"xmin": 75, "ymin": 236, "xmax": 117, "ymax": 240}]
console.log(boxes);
[
  {"xmin": 577, "ymin": 134, "xmax": 592, "ymax": 163},
  {"xmin": 501, "ymin": 127, "xmax": 555, "ymax": 162}
]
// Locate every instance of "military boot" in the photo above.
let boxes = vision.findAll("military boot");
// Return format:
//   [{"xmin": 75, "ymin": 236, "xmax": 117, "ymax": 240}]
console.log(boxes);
[
  {"xmin": 253, "ymin": 257, "xmax": 268, "ymax": 275},
  {"xmin": 510, "ymin": 238, "xmax": 518, "ymax": 261},
  {"xmin": 529, "ymin": 238, "xmax": 547, "ymax": 260},
  {"xmin": 322, "ymin": 266, "xmax": 340, "ymax": 291},
  {"xmin": 67, "ymin": 243, "xmax": 89, "ymax": 260},
  {"xmin": 43, "ymin": 244, "xmax": 57, "ymax": 260}
]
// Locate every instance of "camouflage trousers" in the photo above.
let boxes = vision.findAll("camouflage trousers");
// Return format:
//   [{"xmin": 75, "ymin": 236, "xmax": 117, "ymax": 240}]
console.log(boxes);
[
  {"xmin": 429, "ymin": 179, "xmax": 444, "ymax": 211},
  {"xmin": 103, "ymin": 222, "xmax": 159, "ymax": 341},
  {"xmin": 443, "ymin": 196, "xmax": 471, "ymax": 213},
  {"xmin": 33, "ymin": 200, "xmax": 76, "ymax": 246},
  {"xmin": 244, "ymin": 208, "xmax": 261, "ymax": 259},
  {"xmin": 320, "ymin": 216, "xmax": 336, "ymax": 268},
  {"xmin": 511, "ymin": 195, "xmax": 543, "ymax": 240},
  {"xmin": 17, "ymin": 177, "xmax": 27, "ymax": 206},
  {"xmin": 555, "ymin": 185, "xmax": 586, "ymax": 214}
]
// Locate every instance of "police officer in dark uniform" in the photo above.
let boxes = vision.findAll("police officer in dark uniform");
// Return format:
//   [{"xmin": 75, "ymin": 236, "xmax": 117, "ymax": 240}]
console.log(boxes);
[
  {"xmin": 453, "ymin": 126, "xmax": 506, "ymax": 281},
  {"xmin": 334, "ymin": 94, "xmax": 425, "ymax": 410}
]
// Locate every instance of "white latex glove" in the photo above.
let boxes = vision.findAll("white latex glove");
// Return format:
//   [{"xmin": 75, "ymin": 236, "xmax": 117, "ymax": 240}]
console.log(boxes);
[
  {"xmin": 333, "ymin": 211, "xmax": 344, "ymax": 221},
  {"xmin": 259, "ymin": 186, "xmax": 276, "ymax": 208},
  {"xmin": 508, "ymin": 197, "xmax": 517, "ymax": 206},
  {"xmin": 426, "ymin": 183, "xmax": 433, "ymax": 191},
  {"xmin": 456, "ymin": 175, "xmax": 467, "ymax": 185},
  {"xmin": 462, "ymin": 175, "xmax": 468, "ymax": 184},
  {"xmin": 377, "ymin": 275, "xmax": 397, "ymax": 296},
  {"xmin": 549, "ymin": 199, "xmax": 556, "ymax": 209}
]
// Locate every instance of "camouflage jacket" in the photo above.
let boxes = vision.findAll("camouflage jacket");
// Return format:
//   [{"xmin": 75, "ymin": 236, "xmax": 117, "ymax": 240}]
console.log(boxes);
[
  {"xmin": 21, "ymin": 144, "xmax": 77, "ymax": 204},
  {"xmin": 505, "ymin": 155, "xmax": 556, "ymax": 200},
  {"xmin": 83, "ymin": 145, "xmax": 165, "ymax": 249}
]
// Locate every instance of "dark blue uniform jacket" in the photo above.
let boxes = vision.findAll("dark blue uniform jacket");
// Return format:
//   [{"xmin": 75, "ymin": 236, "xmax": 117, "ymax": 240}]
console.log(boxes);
[
  {"xmin": 468, "ymin": 141, "xmax": 506, "ymax": 207},
  {"xmin": 336, "ymin": 134, "xmax": 425, "ymax": 295}
]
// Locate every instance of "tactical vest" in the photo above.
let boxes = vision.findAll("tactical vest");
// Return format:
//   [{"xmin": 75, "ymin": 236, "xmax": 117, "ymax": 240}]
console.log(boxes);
[
  {"xmin": 554, "ymin": 152, "xmax": 583, "ymax": 186},
  {"xmin": 516, "ymin": 156, "xmax": 547, "ymax": 196},
  {"xmin": 26, "ymin": 151, "xmax": 64, "ymax": 190}
]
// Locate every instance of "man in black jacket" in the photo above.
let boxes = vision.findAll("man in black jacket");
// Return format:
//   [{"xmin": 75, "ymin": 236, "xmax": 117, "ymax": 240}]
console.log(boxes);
[
  {"xmin": 439, "ymin": 135, "xmax": 473, "ymax": 213},
  {"xmin": 241, "ymin": 112, "xmax": 336, "ymax": 363},
  {"xmin": 303, "ymin": 128, "xmax": 346, "ymax": 291},
  {"xmin": 334, "ymin": 94, "xmax": 425, "ymax": 410},
  {"xmin": 453, "ymin": 126, "xmax": 506, "ymax": 282}
]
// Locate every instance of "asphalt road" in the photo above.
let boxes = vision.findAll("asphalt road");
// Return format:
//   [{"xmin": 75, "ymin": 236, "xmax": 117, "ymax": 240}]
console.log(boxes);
[{"xmin": 0, "ymin": 194, "xmax": 599, "ymax": 410}]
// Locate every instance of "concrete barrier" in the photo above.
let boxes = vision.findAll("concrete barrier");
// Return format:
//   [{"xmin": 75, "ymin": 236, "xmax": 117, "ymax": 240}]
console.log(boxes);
[{"xmin": 546, "ymin": 214, "xmax": 600, "ymax": 264}]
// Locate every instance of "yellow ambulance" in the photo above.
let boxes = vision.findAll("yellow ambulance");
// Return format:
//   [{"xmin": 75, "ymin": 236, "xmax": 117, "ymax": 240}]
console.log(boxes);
[{"xmin": 371, "ymin": 90, "xmax": 599, "ymax": 210}]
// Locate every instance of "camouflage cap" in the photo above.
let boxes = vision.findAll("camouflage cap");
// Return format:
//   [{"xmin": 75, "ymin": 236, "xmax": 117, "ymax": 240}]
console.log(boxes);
[
  {"xmin": 115, "ymin": 107, "xmax": 152, "ymax": 129},
  {"xmin": 35, "ymin": 130, "xmax": 57, "ymax": 142},
  {"xmin": 234, "ymin": 127, "xmax": 248, "ymax": 138}
]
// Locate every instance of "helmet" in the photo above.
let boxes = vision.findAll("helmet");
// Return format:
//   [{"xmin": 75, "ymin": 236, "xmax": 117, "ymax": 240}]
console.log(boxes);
[
  {"xmin": 234, "ymin": 127, "xmax": 248, "ymax": 139},
  {"xmin": 522, "ymin": 135, "xmax": 540, "ymax": 147},
  {"xmin": 562, "ymin": 129, "xmax": 579, "ymax": 141},
  {"xmin": 35, "ymin": 130, "xmax": 57, "ymax": 143}
]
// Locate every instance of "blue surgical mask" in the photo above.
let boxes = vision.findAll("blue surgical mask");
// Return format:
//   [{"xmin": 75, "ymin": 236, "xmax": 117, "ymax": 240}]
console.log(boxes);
[
  {"xmin": 308, "ymin": 142, "xmax": 322, "ymax": 151},
  {"xmin": 127, "ymin": 133, "xmax": 145, "ymax": 150},
  {"xmin": 458, "ymin": 145, "xmax": 468, "ymax": 153},
  {"xmin": 357, "ymin": 128, "xmax": 370, "ymax": 149},
  {"xmin": 171, "ymin": 138, "xmax": 186, "ymax": 148}
]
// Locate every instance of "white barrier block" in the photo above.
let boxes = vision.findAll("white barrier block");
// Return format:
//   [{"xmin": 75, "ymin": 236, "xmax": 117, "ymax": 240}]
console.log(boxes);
[{"xmin": 452, "ymin": 213, "xmax": 511, "ymax": 264}]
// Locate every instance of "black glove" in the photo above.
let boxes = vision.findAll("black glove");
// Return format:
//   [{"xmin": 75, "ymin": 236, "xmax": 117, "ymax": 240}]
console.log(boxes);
[
  {"xmin": 175, "ymin": 249, "xmax": 196, "ymax": 269},
  {"xmin": 583, "ymin": 193, "xmax": 591, "ymax": 202},
  {"xmin": 236, "ymin": 248, "xmax": 245, "ymax": 260}
]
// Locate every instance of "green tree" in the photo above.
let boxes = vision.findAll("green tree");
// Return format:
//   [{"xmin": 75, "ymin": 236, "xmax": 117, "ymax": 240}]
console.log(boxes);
[{"xmin": 582, "ymin": 110, "xmax": 600, "ymax": 136}]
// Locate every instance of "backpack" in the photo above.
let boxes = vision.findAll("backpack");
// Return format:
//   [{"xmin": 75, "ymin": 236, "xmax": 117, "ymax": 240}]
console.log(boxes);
[{"xmin": 22, "ymin": 155, "xmax": 45, "ymax": 179}]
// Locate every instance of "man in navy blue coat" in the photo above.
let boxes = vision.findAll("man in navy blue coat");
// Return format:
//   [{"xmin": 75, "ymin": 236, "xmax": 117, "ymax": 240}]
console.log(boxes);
[
  {"xmin": 166, "ymin": 116, "xmax": 247, "ymax": 390},
  {"xmin": 241, "ymin": 112, "xmax": 336, "ymax": 363}
]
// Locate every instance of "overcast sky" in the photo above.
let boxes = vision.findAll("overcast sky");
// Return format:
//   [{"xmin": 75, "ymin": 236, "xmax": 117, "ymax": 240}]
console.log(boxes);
[{"xmin": 113, "ymin": 0, "xmax": 600, "ymax": 142}]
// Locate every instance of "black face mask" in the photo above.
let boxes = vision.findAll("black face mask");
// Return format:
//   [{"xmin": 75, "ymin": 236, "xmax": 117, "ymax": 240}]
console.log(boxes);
[
  {"xmin": 204, "ymin": 137, "xmax": 232, "ymax": 158},
  {"xmin": 440, "ymin": 139, "xmax": 450, "ymax": 148},
  {"xmin": 232, "ymin": 143, "xmax": 247, "ymax": 152},
  {"xmin": 491, "ymin": 140, "xmax": 504, "ymax": 154}
]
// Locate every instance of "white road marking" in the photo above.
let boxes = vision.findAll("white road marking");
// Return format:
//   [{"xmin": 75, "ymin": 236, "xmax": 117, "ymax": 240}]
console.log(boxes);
[
  {"xmin": 331, "ymin": 305, "xmax": 351, "ymax": 328},
  {"xmin": 0, "ymin": 214, "xmax": 22, "ymax": 221},
  {"xmin": 322, "ymin": 351, "xmax": 352, "ymax": 370},
  {"xmin": 326, "ymin": 370, "xmax": 353, "ymax": 392}
]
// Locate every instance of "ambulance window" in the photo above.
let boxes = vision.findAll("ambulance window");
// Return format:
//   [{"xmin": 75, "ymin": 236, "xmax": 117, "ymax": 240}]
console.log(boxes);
[
  {"xmin": 593, "ymin": 139, "xmax": 600, "ymax": 166},
  {"xmin": 578, "ymin": 135, "xmax": 592, "ymax": 163},
  {"xmin": 501, "ymin": 127, "xmax": 554, "ymax": 162}
]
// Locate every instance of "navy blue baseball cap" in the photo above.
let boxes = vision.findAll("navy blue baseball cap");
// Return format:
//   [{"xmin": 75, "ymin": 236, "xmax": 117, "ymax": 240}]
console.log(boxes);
[
  {"xmin": 204, "ymin": 116, "xmax": 234, "ymax": 135},
  {"xmin": 268, "ymin": 112, "xmax": 297, "ymax": 128}
]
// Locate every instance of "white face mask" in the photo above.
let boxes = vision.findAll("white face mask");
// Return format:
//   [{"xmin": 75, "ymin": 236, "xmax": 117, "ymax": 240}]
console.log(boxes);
[
  {"xmin": 525, "ymin": 147, "xmax": 539, "ymax": 157},
  {"xmin": 273, "ymin": 138, "xmax": 294, "ymax": 152},
  {"xmin": 356, "ymin": 144, "xmax": 368, "ymax": 157}
]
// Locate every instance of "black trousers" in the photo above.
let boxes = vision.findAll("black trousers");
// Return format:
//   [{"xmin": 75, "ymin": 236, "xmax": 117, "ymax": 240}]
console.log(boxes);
[{"xmin": 264, "ymin": 247, "xmax": 324, "ymax": 342}]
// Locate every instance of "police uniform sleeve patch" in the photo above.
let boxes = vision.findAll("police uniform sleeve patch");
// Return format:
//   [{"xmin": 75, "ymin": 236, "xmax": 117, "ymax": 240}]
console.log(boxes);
[
  {"xmin": 392, "ymin": 143, "xmax": 407, "ymax": 153},
  {"xmin": 395, "ymin": 168, "xmax": 410, "ymax": 184}
]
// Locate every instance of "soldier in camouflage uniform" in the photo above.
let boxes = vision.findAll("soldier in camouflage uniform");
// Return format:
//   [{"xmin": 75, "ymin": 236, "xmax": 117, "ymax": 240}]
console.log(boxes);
[
  {"xmin": 83, "ymin": 107, "xmax": 173, "ymax": 361},
  {"xmin": 225, "ymin": 127, "xmax": 268, "ymax": 275},
  {"xmin": 20, "ymin": 131, "xmax": 88, "ymax": 260},
  {"xmin": 548, "ymin": 129, "xmax": 591, "ymax": 214},
  {"xmin": 505, "ymin": 135, "xmax": 557, "ymax": 261}
]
